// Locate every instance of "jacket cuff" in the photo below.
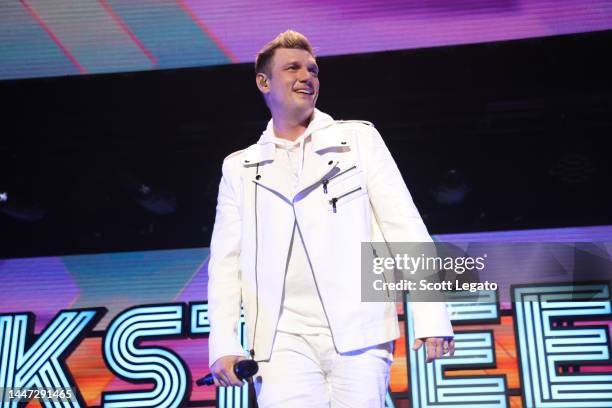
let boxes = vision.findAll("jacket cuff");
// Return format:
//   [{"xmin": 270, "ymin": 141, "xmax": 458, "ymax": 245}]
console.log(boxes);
[
  {"xmin": 208, "ymin": 333, "xmax": 248, "ymax": 368},
  {"xmin": 410, "ymin": 301, "xmax": 454, "ymax": 339}
]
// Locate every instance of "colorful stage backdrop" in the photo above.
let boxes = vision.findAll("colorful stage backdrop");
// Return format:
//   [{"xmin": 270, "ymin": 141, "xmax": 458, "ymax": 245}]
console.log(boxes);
[
  {"xmin": 1, "ymin": 0, "xmax": 612, "ymax": 80},
  {"xmin": 1, "ymin": 225, "xmax": 611, "ymax": 407}
]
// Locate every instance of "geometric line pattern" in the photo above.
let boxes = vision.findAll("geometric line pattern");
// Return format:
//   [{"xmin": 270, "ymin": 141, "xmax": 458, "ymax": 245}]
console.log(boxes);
[
  {"xmin": 102, "ymin": 304, "xmax": 187, "ymax": 408},
  {"xmin": 446, "ymin": 290, "xmax": 498, "ymax": 322},
  {"xmin": 190, "ymin": 303, "xmax": 210, "ymax": 335},
  {"xmin": 513, "ymin": 283, "xmax": 612, "ymax": 408},
  {"xmin": 217, "ymin": 307, "xmax": 250, "ymax": 408},
  {"xmin": 0, "ymin": 310, "xmax": 98, "ymax": 408},
  {"xmin": 407, "ymin": 299, "xmax": 507, "ymax": 407}
]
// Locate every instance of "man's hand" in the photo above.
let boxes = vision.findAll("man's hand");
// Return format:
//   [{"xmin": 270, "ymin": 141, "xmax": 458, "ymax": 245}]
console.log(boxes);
[
  {"xmin": 412, "ymin": 337, "xmax": 455, "ymax": 363},
  {"xmin": 210, "ymin": 355, "xmax": 249, "ymax": 387}
]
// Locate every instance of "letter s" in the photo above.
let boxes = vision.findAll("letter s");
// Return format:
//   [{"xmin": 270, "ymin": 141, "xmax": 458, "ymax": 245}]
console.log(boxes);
[{"xmin": 102, "ymin": 304, "xmax": 188, "ymax": 408}]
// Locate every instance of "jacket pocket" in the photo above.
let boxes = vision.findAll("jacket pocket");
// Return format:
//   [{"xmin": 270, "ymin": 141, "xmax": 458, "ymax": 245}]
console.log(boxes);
[
  {"xmin": 328, "ymin": 186, "xmax": 366, "ymax": 212},
  {"xmin": 321, "ymin": 163, "xmax": 367, "ymax": 212},
  {"xmin": 321, "ymin": 164, "xmax": 363, "ymax": 195},
  {"xmin": 322, "ymin": 164, "xmax": 359, "ymax": 194}
]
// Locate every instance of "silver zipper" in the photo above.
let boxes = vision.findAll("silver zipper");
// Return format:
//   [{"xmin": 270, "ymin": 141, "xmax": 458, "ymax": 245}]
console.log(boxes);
[
  {"xmin": 330, "ymin": 186, "xmax": 362, "ymax": 213},
  {"xmin": 321, "ymin": 165, "xmax": 357, "ymax": 194}
]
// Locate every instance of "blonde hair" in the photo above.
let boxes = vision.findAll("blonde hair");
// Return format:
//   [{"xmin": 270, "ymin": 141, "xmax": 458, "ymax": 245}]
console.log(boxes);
[{"xmin": 255, "ymin": 30, "xmax": 315, "ymax": 76}]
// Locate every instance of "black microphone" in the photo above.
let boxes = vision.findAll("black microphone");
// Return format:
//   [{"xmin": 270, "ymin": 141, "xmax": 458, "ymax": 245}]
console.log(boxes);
[{"xmin": 196, "ymin": 359, "xmax": 259, "ymax": 386}]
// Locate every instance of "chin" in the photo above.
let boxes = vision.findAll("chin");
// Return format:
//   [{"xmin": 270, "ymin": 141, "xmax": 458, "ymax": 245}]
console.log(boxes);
[{"xmin": 298, "ymin": 105, "xmax": 315, "ymax": 115}]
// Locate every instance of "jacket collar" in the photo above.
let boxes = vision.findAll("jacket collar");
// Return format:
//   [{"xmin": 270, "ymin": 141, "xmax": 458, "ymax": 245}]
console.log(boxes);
[{"xmin": 241, "ymin": 109, "xmax": 349, "ymax": 165}]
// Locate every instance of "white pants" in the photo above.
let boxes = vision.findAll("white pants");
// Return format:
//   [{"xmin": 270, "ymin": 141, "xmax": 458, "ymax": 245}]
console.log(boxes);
[{"xmin": 253, "ymin": 331, "xmax": 393, "ymax": 408}]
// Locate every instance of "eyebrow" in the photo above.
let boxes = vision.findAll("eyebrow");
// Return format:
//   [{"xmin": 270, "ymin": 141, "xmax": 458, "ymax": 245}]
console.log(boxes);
[{"xmin": 283, "ymin": 60, "xmax": 318, "ymax": 67}]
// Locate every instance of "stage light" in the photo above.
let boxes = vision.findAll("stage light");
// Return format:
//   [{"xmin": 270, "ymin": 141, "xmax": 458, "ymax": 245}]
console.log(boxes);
[
  {"xmin": 0, "ymin": 191, "xmax": 45, "ymax": 222},
  {"xmin": 431, "ymin": 169, "xmax": 472, "ymax": 205},
  {"xmin": 135, "ymin": 183, "xmax": 177, "ymax": 215},
  {"xmin": 93, "ymin": 161, "xmax": 177, "ymax": 215}
]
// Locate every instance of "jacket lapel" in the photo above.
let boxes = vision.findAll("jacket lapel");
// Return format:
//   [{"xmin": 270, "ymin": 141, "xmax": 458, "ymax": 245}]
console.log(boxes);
[
  {"xmin": 295, "ymin": 126, "xmax": 353, "ymax": 198},
  {"xmin": 295, "ymin": 153, "xmax": 338, "ymax": 199},
  {"xmin": 242, "ymin": 143, "xmax": 293, "ymax": 204},
  {"xmin": 245, "ymin": 110, "xmax": 354, "ymax": 202}
]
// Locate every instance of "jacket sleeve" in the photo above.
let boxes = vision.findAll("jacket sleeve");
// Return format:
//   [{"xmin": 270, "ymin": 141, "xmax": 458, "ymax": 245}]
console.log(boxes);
[
  {"xmin": 363, "ymin": 126, "xmax": 454, "ymax": 339},
  {"xmin": 207, "ymin": 158, "xmax": 248, "ymax": 367}
]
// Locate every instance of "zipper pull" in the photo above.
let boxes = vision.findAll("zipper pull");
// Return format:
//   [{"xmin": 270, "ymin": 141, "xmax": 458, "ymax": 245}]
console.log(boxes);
[
  {"xmin": 322, "ymin": 179, "xmax": 329, "ymax": 194},
  {"xmin": 331, "ymin": 198, "xmax": 338, "ymax": 213}
]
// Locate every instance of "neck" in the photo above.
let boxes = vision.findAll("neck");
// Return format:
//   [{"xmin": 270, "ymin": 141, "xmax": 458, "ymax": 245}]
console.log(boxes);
[{"xmin": 271, "ymin": 109, "xmax": 314, "ymax": 141}]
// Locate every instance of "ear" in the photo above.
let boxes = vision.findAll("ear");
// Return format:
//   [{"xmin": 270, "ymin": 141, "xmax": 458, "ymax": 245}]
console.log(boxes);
[{"xmin": 256, "ymin": 73, "xmax": 269, "ymax": 94}]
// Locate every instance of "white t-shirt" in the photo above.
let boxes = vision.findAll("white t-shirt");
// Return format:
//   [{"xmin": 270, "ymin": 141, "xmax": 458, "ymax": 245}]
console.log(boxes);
[{"xmin": 271, "ymin": 134, "xmax": 332, "ymax": 336}]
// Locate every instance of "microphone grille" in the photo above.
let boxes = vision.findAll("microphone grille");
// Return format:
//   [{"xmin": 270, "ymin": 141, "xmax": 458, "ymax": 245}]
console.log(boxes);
[{"xmin": 234, "ymin": 359, "xmax": 259, "ymax": 379}]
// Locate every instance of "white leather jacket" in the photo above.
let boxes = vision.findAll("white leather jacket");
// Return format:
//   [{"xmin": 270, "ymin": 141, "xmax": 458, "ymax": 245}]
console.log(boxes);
[{"xmin": 207, "ymin": 109, "xmax": 453, "ymax": 365}]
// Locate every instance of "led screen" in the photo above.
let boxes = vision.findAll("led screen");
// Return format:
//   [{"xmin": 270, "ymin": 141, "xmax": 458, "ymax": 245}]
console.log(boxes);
[
  {"xmin": 1, "ymin": 225, "xmax": 611, "ymax": 407},
  {"xmin": 1, "ymin": 0, "xmax": 612, "ymax": 80}
]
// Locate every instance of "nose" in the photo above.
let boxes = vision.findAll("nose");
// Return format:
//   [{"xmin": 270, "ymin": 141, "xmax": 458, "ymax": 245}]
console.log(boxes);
[{"xmin": 297, "ymin": 67, "xmax": 313, "ymax": 82}]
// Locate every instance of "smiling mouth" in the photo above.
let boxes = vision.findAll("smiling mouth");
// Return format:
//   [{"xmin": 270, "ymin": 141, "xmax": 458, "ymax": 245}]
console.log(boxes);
[{"xmin": 295, "ymin": 89, "xmax": 314, "ymax": 95}]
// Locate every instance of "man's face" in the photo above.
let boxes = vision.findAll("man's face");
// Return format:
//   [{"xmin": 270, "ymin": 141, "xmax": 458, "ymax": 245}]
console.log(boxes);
[{"xmin": 259, "ymin": 48, "xmax": 319, "ymax": 119}]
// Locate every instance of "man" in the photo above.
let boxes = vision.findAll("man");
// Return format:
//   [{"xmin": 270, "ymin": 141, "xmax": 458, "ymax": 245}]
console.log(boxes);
[{"xmin": 208, "ymin": 30, "xmax": 454, "ymax": 407}]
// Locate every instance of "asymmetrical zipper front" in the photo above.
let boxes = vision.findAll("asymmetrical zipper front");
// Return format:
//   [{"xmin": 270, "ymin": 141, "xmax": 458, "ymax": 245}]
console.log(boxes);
[{"xmin": 273, "ymin": 132, "xmax": 334, "ymax": 339}]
